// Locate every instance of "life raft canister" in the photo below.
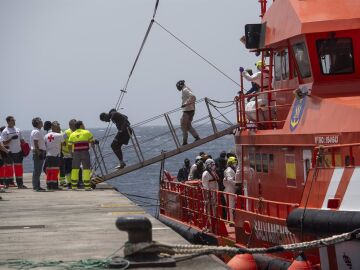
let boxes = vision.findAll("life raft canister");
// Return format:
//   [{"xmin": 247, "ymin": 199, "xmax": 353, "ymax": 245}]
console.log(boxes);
[
  {"xmin": 288, "ymin": 253, "xmax": 312, "ymax": 270},
  {"xmin": 227, "ymin": 253, "xmax": 257, "ymax": 270}
]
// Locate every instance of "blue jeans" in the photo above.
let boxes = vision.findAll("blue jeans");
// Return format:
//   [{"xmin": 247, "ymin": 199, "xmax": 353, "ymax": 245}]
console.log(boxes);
[{"xmin": 32, "ymin": 153, "xmax": 45, "ymax": 190}]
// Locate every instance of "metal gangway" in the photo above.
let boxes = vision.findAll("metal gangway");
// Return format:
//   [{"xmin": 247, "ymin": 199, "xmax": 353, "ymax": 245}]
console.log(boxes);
[{"xmin": 91, "ymin": 97, "xmax": 239, "ymax": 185}]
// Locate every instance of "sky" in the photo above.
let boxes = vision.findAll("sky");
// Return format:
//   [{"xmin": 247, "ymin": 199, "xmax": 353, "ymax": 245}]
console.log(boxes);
[{"xmin": 0, "ymin": 0, "xmax": 260, "ymax": 130}]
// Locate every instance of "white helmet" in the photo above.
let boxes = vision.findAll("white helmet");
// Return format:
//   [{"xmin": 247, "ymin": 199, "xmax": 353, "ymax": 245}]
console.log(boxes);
[{"xmin": 205, "ymin": 158, "xmax": 215, "ymax": 169}]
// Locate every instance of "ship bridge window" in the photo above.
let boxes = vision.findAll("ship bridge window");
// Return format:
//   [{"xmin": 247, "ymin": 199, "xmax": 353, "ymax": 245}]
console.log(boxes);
[
  {"xmin": 293, "ymin": 43, "xmax": 312, "ymax": 78},
  {"xmin": 274, "ymin": 49, "xmax": 289, "ymax": 81},
  {"xmin": 281, "ymin": 49, "xmax": 289, "ymax": 80},
  {"xmin": 316, "ymin": 38, "xmax": 354, "ymax": 75},
  {"xmin": 274, "ymin": 53, "xmax": 281, "ymax": 81}
]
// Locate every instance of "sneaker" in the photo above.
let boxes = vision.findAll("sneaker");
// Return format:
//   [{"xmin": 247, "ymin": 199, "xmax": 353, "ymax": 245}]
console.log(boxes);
[
  {"xmin": 115, "ymin": 162, "xmax": 126, "ymax": 170},
  {"xmin": 194, "ymin": 136, "xmax": 200, "ymax": 141},
  {"xmin": 8, "ymin": 183, "xmax": 17, "ymax": 188},
  {"xmin": 34, "ymin": 188, "xmax": 46, "ymax": 192},
  {"xmin": 182, "ymin": 141, "xmax": 188, "ymax": 146},
  {"xmin": 18, "ymin": 185, "xmax": 28, "ymax": 189}
]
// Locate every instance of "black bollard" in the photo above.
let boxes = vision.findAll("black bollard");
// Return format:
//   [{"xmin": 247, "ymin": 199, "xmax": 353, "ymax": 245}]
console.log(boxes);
[
  {"xmin": 109, "ymin": 215, "xmax": 176, "ymax": 268},
  {"xmin": 116, "ymin": 215, "xmax": 152, "ymax": 243}
]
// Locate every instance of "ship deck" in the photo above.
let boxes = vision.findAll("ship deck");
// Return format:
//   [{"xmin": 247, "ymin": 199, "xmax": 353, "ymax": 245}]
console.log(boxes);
[{"xmin": 0, "ymin": 173, "xmax": 228, "ymax": 269}]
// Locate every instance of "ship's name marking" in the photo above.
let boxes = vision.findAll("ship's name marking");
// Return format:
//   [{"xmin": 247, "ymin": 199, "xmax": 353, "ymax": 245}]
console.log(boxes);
[{"xmin": 315, "ymin": 135, "xmax": 339, "ymax": 145}]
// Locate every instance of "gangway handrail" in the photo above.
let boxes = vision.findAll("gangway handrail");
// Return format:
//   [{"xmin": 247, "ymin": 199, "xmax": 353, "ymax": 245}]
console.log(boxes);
[{"xmin": 91, "ymin": 124, "xmax": 239, "ymax": 185}]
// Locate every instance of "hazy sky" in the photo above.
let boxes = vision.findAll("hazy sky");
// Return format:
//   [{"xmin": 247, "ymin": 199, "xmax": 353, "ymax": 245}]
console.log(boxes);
[{"xmin": 0, "ymin": 0, "xmax": 260, "ymax": 130}]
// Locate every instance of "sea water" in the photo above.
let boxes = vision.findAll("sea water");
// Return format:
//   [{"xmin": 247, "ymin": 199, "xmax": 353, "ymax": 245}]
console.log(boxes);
[{"xmin": 22, "ymin": 126, "xmax": 234, "ymax": 216}]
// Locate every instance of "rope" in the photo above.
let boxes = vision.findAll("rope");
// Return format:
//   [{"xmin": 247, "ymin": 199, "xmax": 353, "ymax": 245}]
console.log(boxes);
[
  {"xmin": 153, "ymin": 227, "xmax": 360, "ymax": 255},
  {"xmin": 153, "ymin": 20, "xmax": 240, "ymax": 87},
  {"xmin": 1, "ymin": 245, "xmax": 126, "ymax": 270},
  {"xmin": 98, "ymin": 0, "xmax": 160, "ymax": 155}
]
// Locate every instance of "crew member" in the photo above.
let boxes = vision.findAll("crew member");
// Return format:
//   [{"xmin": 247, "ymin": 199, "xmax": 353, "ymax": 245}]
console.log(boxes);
[
  {"xmin": 68, "ymin": 120, "xmax": 94, "ymax": 190},
  {"xmin": 176, "ymin": 80, "xmax": 200, "ymax": 145},
  {"xmin": 44, "ymin": 121, "xmax": 66, "ymax": 190},
  {"xmin": 223, "ymin": 156, "xmax": 237, "ymax": 222},
  {"xmin": 60, "ymin": 119, "xmax": 76, "ymax": 187},
  {"xmin": 99, "ymin": 109, "xmax": 132, "ymax": 169},
  {"xmin": 1, "ymin": 116, "xmax": 27, "ymax": 189},
  {"xmin": 240, "ymin": 61, "xmax": 270, "ymax": 122}
]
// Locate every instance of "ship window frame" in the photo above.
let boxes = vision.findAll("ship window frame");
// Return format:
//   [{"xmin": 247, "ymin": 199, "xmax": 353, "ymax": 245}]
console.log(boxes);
[
  {"xmin": 249, "ymin": 153, "xmax": 255, "ymax": 170},
  {"xmin": 262, "ymin": 153, "xmax": 269, "ymax": 173},
  {"xmin": 281, "ymin": 49, "xmax": 289, "ymax": 80},
  {"xmin": 269, "ymin": 154, "xmax": 274, "ymax": 168},
  {"xmin": 274, "ymin": 52, "xmax": 282, "ymax": 81},
  {"xmin": 255, "ymin": 153, "xmax": 262, "ymax": 172},
  {"xmin": 316, "ymin": 37, "xmax": 354, "ymax": 75},
  {"xmin": 292, "ymin": 42, "xmax": 312, "ymax": 78}
]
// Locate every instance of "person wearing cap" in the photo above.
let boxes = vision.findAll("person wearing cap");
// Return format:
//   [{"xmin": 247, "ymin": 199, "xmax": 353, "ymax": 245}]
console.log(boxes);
[
  {"xmin": 177, "ymin": 158, "xmax": 191, "ymax": 182},
  {"xmin": 176, "ymin": 80, "xmax": 200, "ymax": 145},
  {"xmin": 188, "ymin": 156, "xmax": 202, "ymax": 180},
  {"xmin": 68, "ymin": 120, "xmax": 94, "ymax": 190},
  {"xmin": 223, "ymin": 156, "xmax": 238, "ymax": 222},
  {"xmin": 100, "ymin": 109, "xmax": 132, "ymax": 169},
  {"xmin": 44, "ymin": 121, "xmax": 66, "ymax": 190}
]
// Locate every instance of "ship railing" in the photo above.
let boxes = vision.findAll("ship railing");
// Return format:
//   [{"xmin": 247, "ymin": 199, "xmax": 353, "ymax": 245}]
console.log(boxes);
[
  {"xmin": 160, "ymin": 180, "xmax": 299, "ymax": 236},
  {"xmin": 312, "ymin": 142, "xmax": 360, "ymax": 168},
  {"xmin": 235, "ymin": 87, "xmax": 294, "ymax": 130}
]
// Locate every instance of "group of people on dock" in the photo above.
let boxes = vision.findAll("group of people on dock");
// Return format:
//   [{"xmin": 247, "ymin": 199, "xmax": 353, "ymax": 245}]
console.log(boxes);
[
  {"xmin": 0, "ymin": 116, "xmax": 95, "ymax": 191},
  {"xmin": 0, "ymin": 108, "xmax": 133, "ymax": 192}
]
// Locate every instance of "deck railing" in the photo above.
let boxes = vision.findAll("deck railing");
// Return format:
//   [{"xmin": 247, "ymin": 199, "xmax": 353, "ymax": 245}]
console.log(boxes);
[
  {"xmin": 160, "ymin": 180, "xmax": 299, "ymax": 238},
  {"xmin": 235, "ymin": 87, "xmax": 294, "ymax": 130}
]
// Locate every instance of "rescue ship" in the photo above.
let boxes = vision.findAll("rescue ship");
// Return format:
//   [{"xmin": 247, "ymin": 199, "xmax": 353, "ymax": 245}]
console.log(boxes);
[{"xmin": 159, "ymin": 0, "xmax": 360, "ymax": 269}]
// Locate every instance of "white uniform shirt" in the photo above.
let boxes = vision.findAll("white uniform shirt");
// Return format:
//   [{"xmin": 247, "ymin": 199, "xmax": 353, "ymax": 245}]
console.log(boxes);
[
  {"xmin": 242, "ymin": 70, "xmax": 270, "ymax": 87},
  {"xmin": 202, "ymin": 170, "xmax": 219, "ymax": 191},
  {"xmin": 44, "ymin": 132, "xmax": 66, "ymax": 157},
  {"xmin": 30, "ymin": 128, "xmax": 46, "ymax": 151},
  {"xmin": 1, "ymin": 127, "xmax": 22, "ymax": 153},
  {"xmin": 223, "ymin": 166, "xmax": 236, "ymax": 193},
  {"xmin": 182, "ymin": 86, "xmax": 196, "ymax": 112}
]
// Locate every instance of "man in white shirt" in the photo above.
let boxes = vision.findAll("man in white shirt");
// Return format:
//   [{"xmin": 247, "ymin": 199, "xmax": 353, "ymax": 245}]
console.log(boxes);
[
  {"xmin": 44, "ymin": 121, "xmax": 66, "ymax": 190},
  {"xmin": 30, "ymin": 117, "xmax": 47, "ymax": 191},
  {"xmin": 176, "ymin": 80, "xmax": 201, "ymax": 145},
  {"xmin": 1, "ymin": 116, "xmax": 27, "ymax": 189},
  {"xmin": 0, "ymin": 126, "xmax": 9, "ymax": 187}
]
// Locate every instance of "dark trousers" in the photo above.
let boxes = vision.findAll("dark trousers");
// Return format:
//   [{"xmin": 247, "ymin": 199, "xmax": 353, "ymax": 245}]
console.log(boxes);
[{"xmin": 32, "ymin": 152, "xmax": 45, "ymax": 190}]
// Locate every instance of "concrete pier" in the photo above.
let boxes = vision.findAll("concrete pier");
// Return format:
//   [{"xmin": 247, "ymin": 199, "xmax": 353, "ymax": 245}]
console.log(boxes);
[{"xmin": 0, "ymin": 173, "xmax": 229, "ymax": 269}]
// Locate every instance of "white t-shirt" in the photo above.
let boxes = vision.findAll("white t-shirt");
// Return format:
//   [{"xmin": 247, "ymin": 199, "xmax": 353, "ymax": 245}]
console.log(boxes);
[
  {"xmin": 44, "ymin": 132, "xmax": 66, "ymax": 157},
  {"xmin": 30, "ymin": 128, "xmax": 46, "ymax": 151},
  {"xmin": 1, "ymin": 127, "xmax": 22, "ymax": 153}
]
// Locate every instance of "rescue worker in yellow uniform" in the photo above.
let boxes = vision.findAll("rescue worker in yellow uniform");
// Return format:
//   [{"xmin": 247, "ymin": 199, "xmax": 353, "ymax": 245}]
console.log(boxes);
[
  {"xmin": 60, "ymin": 119, "xmax": 76, "ymax": 187},
  {"xmin": 68, "ymin": 120, "xmax": 94, "ymax": 191}
]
